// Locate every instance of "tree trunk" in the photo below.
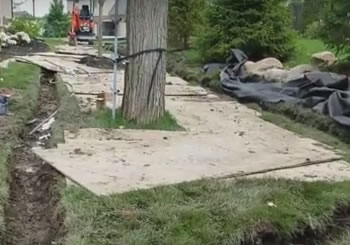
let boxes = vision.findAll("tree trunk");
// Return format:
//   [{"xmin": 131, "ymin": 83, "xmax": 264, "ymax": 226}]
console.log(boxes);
[
  {"xmin": 122, "ymin": 0, "xmax": 168, "ymax": 123},
  {"xmin": 97, "ymin": 0, "xmax": 105, "ymax": 57}
]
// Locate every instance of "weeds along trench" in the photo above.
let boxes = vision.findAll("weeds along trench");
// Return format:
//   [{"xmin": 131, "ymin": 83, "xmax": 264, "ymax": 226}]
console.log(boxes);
[{"xmin": 5, "ymin": 69, "xmax": 64, "ymax": 245}]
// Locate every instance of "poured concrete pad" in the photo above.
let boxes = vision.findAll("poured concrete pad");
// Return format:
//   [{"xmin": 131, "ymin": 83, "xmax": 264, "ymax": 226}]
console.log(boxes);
[
  {"xmin": 16, "ymin": 55, "xmax": 111, "ymax": 74},
  {"xmin": 61, "ymin": 73, "xmax": 208, "ymax": 96},
  {"xmin": 33, "ymin": 127, "xmax": 341, "ymax": 195},
  {"xmin": 251, "ymin": 160, "xmax": 350, "ymax": 181}
]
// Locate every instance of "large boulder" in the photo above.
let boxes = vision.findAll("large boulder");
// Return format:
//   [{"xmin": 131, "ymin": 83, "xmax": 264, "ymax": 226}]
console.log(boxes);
[
  {"xmin": 16, "ymin": 31, "xmax": 31, "ymax": 44},
  {"xmin": 243, "ymin": 57, "xmax": 283, "ymax": 75},
  {"xmin": 311, "ymin": 51, "xmax": 337, "ymax": 66},
  {"xmin": 7, "ymin": 39, "xmax": 17, "ymax": 46},
  {"xmin": 0, "ymin": 32, "xmax": 9, "ymax": 47},
  {"xmin": 262, "ymin": 68, "xmax": 289, "ymax": 83},
  {"xmin": 286, "ymin": 64, "xmax": 320, "ymax": 81},
  {"xmin": 289, "ymin": 64, "xmax": 319, "ymax": 74},
  {"xmin": 0, "ymin": 32, "xmax": 9, "ymax": 42},
  {"xmin": 243, "ymin": 57, "xmax": 285, "ymax": 82}
]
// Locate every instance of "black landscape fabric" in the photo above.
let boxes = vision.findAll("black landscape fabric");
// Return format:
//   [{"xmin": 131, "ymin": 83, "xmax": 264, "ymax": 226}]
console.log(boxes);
[{"xmin": 220, "ymin": 49, "xmax": 350, "ymax": 128}]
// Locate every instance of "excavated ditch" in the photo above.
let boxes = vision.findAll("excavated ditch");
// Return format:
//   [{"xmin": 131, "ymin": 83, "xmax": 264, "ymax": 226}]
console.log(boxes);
[{"xmin": 5, "ymin": 70, "xmax": 64, "ymax": 245}]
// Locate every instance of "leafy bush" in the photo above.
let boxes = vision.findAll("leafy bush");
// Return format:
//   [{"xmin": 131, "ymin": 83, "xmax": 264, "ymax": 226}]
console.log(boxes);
[
  {"xmin": 44, "ymin": 0, "xmax": 70, "ymax": 38},
  {"xmin": 8, "ymin": 18, "xmax": 42, "ymax": 38},
  {"xmin": 168, "ymin": 0, "xmax": 206, "ymax": 49},
  {"xmin": 304, "ymin": 21, "xmax": 321, "ymax": 39},
  {"xmin": 303, "ymin": 0, "xmax": 329, "ymax": 29},
  {"xmin": 319, "ymin": 0, "xmax": 350, "ymax": 55},
  {"xmin": 197, "ymin": 0, "xmax": 296, "ymax": 62}
]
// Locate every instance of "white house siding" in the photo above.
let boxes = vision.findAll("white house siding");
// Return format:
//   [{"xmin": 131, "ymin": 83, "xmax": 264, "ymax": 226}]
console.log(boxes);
[{"xmin": 0, "ymin": 0, "xmax": 12, "ymax": 25}]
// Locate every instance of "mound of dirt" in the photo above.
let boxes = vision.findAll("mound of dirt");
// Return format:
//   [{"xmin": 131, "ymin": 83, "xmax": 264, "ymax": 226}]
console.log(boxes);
[
  {"xmin": 79, "ymin": 56, "xmax": 114, "ymax": 70},
  {"xmin": 0, "ymin": 40, "xmax": 49, "ymax": 62}
]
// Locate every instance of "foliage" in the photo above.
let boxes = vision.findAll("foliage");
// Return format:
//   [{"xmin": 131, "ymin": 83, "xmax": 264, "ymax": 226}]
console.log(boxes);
[
  {"xmin": 304, "ymin": 21, "xmax": 321, "ymax": 39},
  {"xmin": 303, "ymin": 0, "xmax": 330, "ymax": 29},
  {"xmin": 197, "ymin": 0, "xmax": 296, "ymax": 62},
  {"xmin": 44, "ymin": 0, "xmax": 70, "ymax": 38},
  {"xmin": 285, "ymin": 38, "xmax": 326, "ymax": 67},
  {"xmin": 8, "ymin": 18, "xmax": 42, "ymax": 38},
  {"xmin": 319, "ymin": 0, "xmax": 350, "ymax": 55},
  {"xmin": 168, "ymin": 0, "xmax": 206, "ymax": 49},
  {"xmin": 62, "ymin": 178, "xmax": 350, "ymax": 244},
  {"xmin": 288, "ymin": 0, "xmax": 305, "ymax": 32},
  {"xmin": 44, "ymin": 38, "xmax": 67, "ymax": 51}
]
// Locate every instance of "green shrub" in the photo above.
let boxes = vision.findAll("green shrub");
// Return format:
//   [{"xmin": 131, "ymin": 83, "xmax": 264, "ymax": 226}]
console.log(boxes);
[
  {"xmin": 304, "ymin": 21, "xmax": 321, "ymax": 39},
  {"xmin": 168, "ymin": 0, "xmax": 206, "ymax": 49},
  {"xmin": 8, "ymin": 18, "xmax": 42, "ymax": 38},
  {"xmin": 319, "ymin": 0, "xmax": 350, "ymax": 56},
  {"xmin": 44, "ymin": 0, "xmax": 70, "ymax": 38},
  {"xmin": 197, "ymin": 0, "xmax": 296, "ymax": 62}
]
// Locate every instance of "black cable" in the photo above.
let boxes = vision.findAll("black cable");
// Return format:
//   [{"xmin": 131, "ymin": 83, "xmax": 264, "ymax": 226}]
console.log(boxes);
[
  {"xmin": 147, "ymin": 50, "xmax": 163, "ymax": 105},
  {"xmin": 114, "ymin": 48, "xmax": 166, "ymax": 64},
  {"xmin": 115, "ymin": 47, "xmax": 183, "ymax": 117},
  {"xmin": 113, "ymin": 48, "xmax": 183, "ymax": 64}
]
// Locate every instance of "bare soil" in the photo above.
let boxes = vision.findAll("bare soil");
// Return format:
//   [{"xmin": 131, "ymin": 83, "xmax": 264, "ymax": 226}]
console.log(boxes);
[
  {"xmin": 0, "ymin": 41, "xmax": 49, "ymax": 62},
  {"xmin": 5, "ymin": 71, "xmax": 64, "ymax": 245},
  {"xmin": 78, "ymin": 55, "xmax": 114, "ymax": 70}
]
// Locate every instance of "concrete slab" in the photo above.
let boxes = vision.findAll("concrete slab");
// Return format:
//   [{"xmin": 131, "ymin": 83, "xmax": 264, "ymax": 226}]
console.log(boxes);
[
  {"xmin": 33, "ymin": 126, "xmax": 341, "ymax": 195},
  {"xmin": 251, "ymin": 160, "xmax": 350, "ymax": 182},
  {"xmin": 26, "ymin": 47, "xmax": 349, "ymax": 195},
  {"xmin": 61, "ymin": 73, "xmax": 208, "ymax": 96},
  {"xmin": 16, "ymin": 56, "xmax": 111, "ymax": 74}
]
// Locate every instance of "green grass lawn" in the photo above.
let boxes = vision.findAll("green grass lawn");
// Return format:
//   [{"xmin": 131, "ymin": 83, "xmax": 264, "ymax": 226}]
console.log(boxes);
[
  {"xmin": 0, "ymin": 62, "xmax": 40, "ymax": 243},
  {"xmin": 44, "ymin": 38, "xmax": 67, "ymax": 51},
  {"xmin": 286, "ymin": 38, "xmax": 328, "ymax": 67},
  {"xmin": 182, "ymin": 49, "xmax": 203, "ymax": 65},
  {"xmin": 61, "ymin": 179, "xmax": 350, "ymax": 245},
  {"xmin": 0, "ymin": 63, "xmax": 40, "ymax": 89},
  {"xmin": 176, "ymin": 38, "xmax": 329, "ymax": 68}
]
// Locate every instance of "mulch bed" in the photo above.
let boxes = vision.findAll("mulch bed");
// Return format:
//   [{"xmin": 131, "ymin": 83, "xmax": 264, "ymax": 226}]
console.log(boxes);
[
  {"xmin": 78, "ymin": 55, "xmax": 114, "ymax": 70},
  {"xmin": 0, "ymin": 40, "xmax": 49, "ymax": 62}
]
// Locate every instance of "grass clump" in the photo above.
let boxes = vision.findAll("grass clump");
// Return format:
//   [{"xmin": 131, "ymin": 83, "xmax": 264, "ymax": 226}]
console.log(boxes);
[
  {"xmin": 86, "ymin": 109, "xmax": 183, "ymax": 131},
  {"xmin": 330, "ymin": 230, "xmax": 350, "ymax": 245},
  {"xmin": 0, "ymin": 147, "xmax": 10, "ymax": 242},
  {"xmin": 61, "ymin": 178, "xmax": 350, "ymax": 245},
  {"xmin": 0, "ymin": 63, "xmax": 40, "ymax": 89}
]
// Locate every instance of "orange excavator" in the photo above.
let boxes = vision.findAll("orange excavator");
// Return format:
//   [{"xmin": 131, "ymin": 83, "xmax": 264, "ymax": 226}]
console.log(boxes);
[{"xmin": 69, "ymin": 1, "xmax": 96, "ymax": 45}]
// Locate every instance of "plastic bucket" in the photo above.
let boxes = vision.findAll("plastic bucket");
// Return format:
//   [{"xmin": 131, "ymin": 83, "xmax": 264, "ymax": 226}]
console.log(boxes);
[{"xmin": 0, "ymin": 96, "xmax": 8, "ymax": 115}]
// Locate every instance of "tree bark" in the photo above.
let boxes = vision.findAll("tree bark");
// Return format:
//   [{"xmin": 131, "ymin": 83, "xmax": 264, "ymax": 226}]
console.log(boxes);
[
  {"xmin": 97, "ymin": 0, "xmax": 105, "ymax": 57},
  {"xmin": 122, "ymin": 0, "xmax": 168, "ymax": 123}
]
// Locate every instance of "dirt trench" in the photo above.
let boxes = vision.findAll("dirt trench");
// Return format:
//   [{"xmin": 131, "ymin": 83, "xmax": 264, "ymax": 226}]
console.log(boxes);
[{"xmin": 5, "ymin": 70, "xmax": 65, "ymax": 245}]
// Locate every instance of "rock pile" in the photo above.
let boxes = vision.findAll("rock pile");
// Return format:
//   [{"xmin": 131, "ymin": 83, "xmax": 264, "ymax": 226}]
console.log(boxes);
[
  {"xmin": 242, "ymin": 51, "xmax": 337, "ymax": 83},
  {"xmin": 0, "ymin": 31, "xmax": 31, "ymax": 48}
]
